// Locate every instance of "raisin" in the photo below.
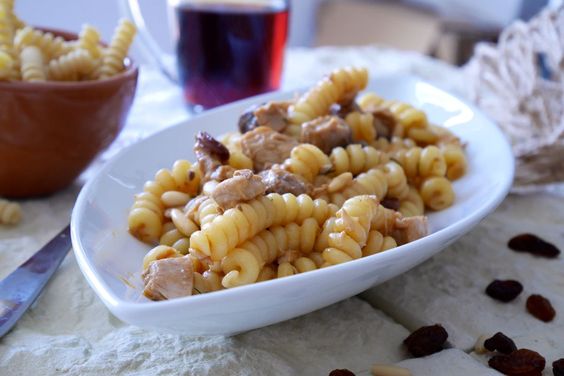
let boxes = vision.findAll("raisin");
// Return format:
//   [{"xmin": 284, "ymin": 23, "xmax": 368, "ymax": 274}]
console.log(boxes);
[
  {"xmin": 489, "ymin": 349, "xmax": 545, "ymax": 375},
  {"xmin": 381, "ymin": 197, "xmax": 400, "ymax": 211},
  {"xmin": 328, "ymin": 369, "xmax": 355, "ymax": 376},
  {"xmin": 194, "ymin": 131, "xmax": 230, "ymax": 163},
  {"xmin": 403, "ymin": 324, "xmax": 448, "ymax": 357},
  {"xmin": 485, "ymin": 280, "xmax": 523, "ymax": 302},
  {"xmin": 553, "ymin": 359, "xmax": 564, "ymax": 376},
  {"xmin": 508, "ymin": 233, "xmax": 560, "ymax": 258},
  {"xmin": 484, "ymin": 332, "xmax": 517, "ymax": 354},
  {"xmin": 526, "ymin": 294, "xmax": 556, "ymax": 322},
  {"xmin": 238, "ymin": 105, "xmax": 259, "ymax": 134}
]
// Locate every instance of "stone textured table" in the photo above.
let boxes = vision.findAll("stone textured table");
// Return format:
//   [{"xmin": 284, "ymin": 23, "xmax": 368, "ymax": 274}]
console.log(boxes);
[{"xmin": 1, "ymin": 47, "xmax": 562, "ymax": 376}]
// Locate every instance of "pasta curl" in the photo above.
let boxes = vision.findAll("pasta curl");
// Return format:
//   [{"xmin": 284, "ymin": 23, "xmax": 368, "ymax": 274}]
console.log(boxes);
[
  {"xmin": 20, "ymin": 45, "xmax": 45, "ymax": 81},
  {"xmin": 330, "ymin": 144, "xmax": 388, "ymax": 176},
  {"xmin": 0, "ymin": 198, "xmax": 22, "ymax": 225},
  {"xmin": 98, "ymin": 18, "xmax": 136, "ymax": 79},
  {"xmin": 345, "ymin": 111, "xmax": 376, "ymax": 142},
  {"xmin": 288, "ymin": 67, "xmax": 368, "ymax": 125},
  {"xmin": 283, "ymin": 143, "xmax": 331, "ymax": 182},
  {"xmin": 48, "ymin": 48, "xmax": 96, "ymax": 81}
]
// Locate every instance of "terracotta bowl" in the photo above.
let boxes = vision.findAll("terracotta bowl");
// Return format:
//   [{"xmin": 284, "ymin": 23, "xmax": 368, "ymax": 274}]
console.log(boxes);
[{"xmin": 0, "ymin": 28, "xmax": 138, "ymax": 198}]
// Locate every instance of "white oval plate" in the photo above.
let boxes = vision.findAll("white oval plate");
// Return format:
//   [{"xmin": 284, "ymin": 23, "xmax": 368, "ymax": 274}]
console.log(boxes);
[{"xmin": 71, "ymin": 75, "xmax": 514, "ymax": 335}]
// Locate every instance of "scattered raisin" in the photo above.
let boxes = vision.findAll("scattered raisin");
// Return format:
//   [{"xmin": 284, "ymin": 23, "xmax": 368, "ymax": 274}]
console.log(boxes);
[
  {"xmin": 488, "ymin": 349, "xmax": 545, "ymax": 375},
  {"xmin": 194, "ymin": 131, "xmax": 230, "ymax": 163},
  {"xmin": 381, "ymin": 197, "xmax": 400, "ymax": 211},
  {"xmin": 328, "ymin": 369, "xmax": 355, "ymax": 376},
  {"xmin": 485, "ymin": 280, "xmax": 523, "ymax": 302},
  {"xmin": 403, "ymin": 324, "xmax": 448, "ymax": 357},
  {"xmin": 526, "ymin": 294, "xmax": 556, "ymax": 322},
  {"xmin": 508, "ymin": 233, "xmax": 560, "ymax": 258},
  {"xmin": 484, "ymin": 332, "xmax": 517, "ymax": 354},
  {"xmin": 238, "ymin": 105, "xmax": 259, "ymax": 134},
  {"xmin": 553, "ymin": 359, "xmax": 564, "ymax": 376}
]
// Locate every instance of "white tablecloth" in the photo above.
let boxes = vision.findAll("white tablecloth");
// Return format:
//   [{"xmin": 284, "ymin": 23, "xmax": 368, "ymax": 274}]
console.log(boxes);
[{"xmin": 1, "ymin": 47, "xmax": 562, "ymax": 376}]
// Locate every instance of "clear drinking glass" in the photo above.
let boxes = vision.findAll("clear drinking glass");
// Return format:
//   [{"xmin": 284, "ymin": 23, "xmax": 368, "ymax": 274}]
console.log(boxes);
[{"xmin": 121, "ymin": 0, "xmax": 290, "ymax": 110}]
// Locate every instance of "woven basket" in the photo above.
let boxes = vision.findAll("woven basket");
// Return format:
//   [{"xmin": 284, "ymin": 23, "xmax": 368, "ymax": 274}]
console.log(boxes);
[{"xmin": 464, "ymin": 6, "xmax": 564, "ymax": 187}]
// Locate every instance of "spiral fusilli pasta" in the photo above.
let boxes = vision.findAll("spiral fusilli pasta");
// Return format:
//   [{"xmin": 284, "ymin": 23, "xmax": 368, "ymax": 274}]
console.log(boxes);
[
  {"xmin": 392, "ymin": 145, "xmax": 447, "ymax": 185},
  {"xmin": 221, "ymin": 218, "xmax": 319, "ymax": 287},
  {"xmin": 20, "ymin": 45, "xmax": 45, "ymax": 81},
  {"xmin": 330, "ymin": 144, "xmax": 388, "ymax": 176},
  {"xmin": 78, "ymin": 24, "xmax": 101, "ymax": 59},
  {"xmin": 288, "ymin": 67, "xmax": 368, "ymax": 125},
  {"xmin": 98, "ymin": 18, "xmax": 136, "ymax": 79},
  {"xmin": 399, "ymin": 186, "xmax": 425, "ymax": 217},
  {"xmin": 128, "ymin": 160, "xmax": 201, "ymax": 244},
  {"xmin": 419, "ymin": 176, "xmax": 455, "ymax": 211},
  {"xmin": 345, "ymin": 111, "xmax": 376, "ymax": 142},
  {"xmin": 14, "ymin": 26, "xmax": 70, "ymax": 59},
  {"xmin": 283, "ymin": 143, "xmax": 332, "ymax": 182},
  {"xmin": 0, "ymin": 198, "xmax": 22, "ymax": 225},
  {"xmin": 358, "ymin": 93, "xmax": 429, "ymax": 137},
  {"xmin": 48, "ymin": 48, "xmax": 96, "ymax": 81}
]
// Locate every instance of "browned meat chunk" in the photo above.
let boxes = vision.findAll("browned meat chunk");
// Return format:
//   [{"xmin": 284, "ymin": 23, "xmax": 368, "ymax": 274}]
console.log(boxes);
[
  {"xmin": 194, "ymin": 131, "xmax": 232, "ymax": 181},
  {"xmin": 392, "ymin": 215, "xmax": 429, "ymax": 245},
  {"xmin": 142, "ymin": 256, "xmax": 194, "ymax": 301},
  {"xmin": 372, "ymin": 109, "xmax": 397, "ymax": 140},
  {"xmin": 259, "ymin": 165, "xmax": 312, "ymax": 195},
  {"xmin": 238, "ymin": 101, "xmax": 291, "ymax": 134},
  {"xmin": 301, "ymin": 116, "xmax": 352, "ymax": 154},
  {"xmin": 240, "ymin": 126, "xmax": 298, "ymax": 171},
  {"xmin": 211, "ymin": 169, "xmax": 266, "ymax": 210}
]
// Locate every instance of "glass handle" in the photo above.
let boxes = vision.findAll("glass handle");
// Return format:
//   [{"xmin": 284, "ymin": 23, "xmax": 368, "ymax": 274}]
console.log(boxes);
[{"xmin": 119, "ymin": 0, "xmax": 178, "ymax": 83}]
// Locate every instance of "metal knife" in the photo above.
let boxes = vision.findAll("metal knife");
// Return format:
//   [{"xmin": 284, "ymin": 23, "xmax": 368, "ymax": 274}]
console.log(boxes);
[{"xmin": 0, "ymin": 224, "xmax": 71, "ymax": 337}]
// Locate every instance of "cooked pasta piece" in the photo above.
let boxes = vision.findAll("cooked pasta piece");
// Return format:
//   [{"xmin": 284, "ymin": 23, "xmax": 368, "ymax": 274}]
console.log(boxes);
[
  {"xmin": 358, "ymin": 93, "xmax": 429, "ymax": 137},
  {"xmin": 371, "ymin": 136, "xmax": 416, "ymax": 153},
  {"xmin": 190, "ymin": 193, "xmax": 333, "ymax": 261},
  {"xmin": 392, "ymin": 145, "xmax": 447, "ymax": 185},
  {"xmin": 381, "ymin": 161, "xmax": 409, "ymax": 200},
  {"xmin": 288, "ymin": 67, "xmax": 368, "ymax": 125},
  {"xmin": 0, "ymin": 49, "xmax": 14, "ymax": 79},
  {"xmin": 0, "ymin": 198, "xmax": 22, "ymax": 225},
  {"xmin": 283, "ymin": 143, "xmax": 332, "ymax": 182},
  {"xmin": 419, "ymin": 176, "xmax": 455, "ymax": 210},
  {"xmin": 98, "ymin": 18, "xmax": 136, "ymax": 79},
  {"xmin": 14, "ymin": 26, "xmax": 70, "ymax": 58},
  {"xmin": 362, "ymin": 230, "xmax": 397, "ymax": 256},
  {"xmin": 221, "ymin": 218, "xmax": 319, "ymax": 287},
  {"xmin": 345, "ymin": 111, "xmax": 376, "ymax": 142},
  {"xmin": 399, "ymin": 186, "xmax": 425, "ymax": 217},
  {"xmin": 142, "ymin": 245, "xmax": 182, "ymax": 270},
  {"xmin": 48, "ymin": 48, "xmax": 96, "ymax": 81},
  {"xmin": 319, "ymin": 168, "xmax": 388, "ymax": 207},
  {"xmin": 441, "ymin": 143, "xmax": 467, "ymax": 180},
  {"xmin": 322, "ymin": 195, "xmax": 379, "ymax": 265},
  {"xmin": 78, "ymin": 24, "xmax": 101, "ymax": 59},
  {"xmin": 20, "ymin": 45, "xmax": 45, "ymax": 81},
  {"xmin": 128, "ymin": 160, "xmax": 201, "ymax": 244},
  {"xmin": 185, "ymin": 196, "xmax": 220, "ymax": 228},
  {"xmin": 330, "ymin": 144, "xmax": 388, "ymax": 176}
]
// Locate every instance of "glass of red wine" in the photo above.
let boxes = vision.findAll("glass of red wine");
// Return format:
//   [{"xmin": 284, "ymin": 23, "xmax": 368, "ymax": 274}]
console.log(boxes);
[{"xmin": 121, "ymin": 0, "xmax": 290, "ymax": 110}]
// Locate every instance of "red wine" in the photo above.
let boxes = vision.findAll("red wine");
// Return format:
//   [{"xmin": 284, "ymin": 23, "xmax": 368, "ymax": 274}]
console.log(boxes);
[{"xmin": 175, "ymin": 2, "xmax": 289, "ymax": 108}]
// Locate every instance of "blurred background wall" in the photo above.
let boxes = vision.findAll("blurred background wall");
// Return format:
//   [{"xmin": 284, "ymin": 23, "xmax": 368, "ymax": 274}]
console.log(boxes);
[{"xmin": 14, "ymin": 0, "xmax": 561, "ymax": 65}]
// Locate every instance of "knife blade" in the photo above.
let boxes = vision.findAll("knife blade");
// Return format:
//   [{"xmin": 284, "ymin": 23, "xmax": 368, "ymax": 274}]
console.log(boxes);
[{"xmin": 0, "ymin": 224, "xmax": 71, "ymax": 337}]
